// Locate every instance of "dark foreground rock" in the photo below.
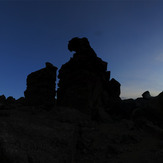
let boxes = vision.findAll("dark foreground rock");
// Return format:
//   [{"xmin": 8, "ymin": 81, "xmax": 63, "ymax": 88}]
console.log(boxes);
[
  {"xmin": 0, "ymin": 95, "xmax": 6, "ymax": 104},
  {"xmin": 133, "ymin": 91, "xmax": 163, "ymax": 125},
  {"xmin": 24, "ymin": 62, "xmax": 57, "ymax": 106},
  {"xmin": 0, "ymin": 105, "xmax": 163, "ymax": 163}
]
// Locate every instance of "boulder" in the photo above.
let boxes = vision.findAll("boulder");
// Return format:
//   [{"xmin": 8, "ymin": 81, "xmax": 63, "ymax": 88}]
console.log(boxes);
[{"xmin": 142, "ymin": 91, "xmax": 153, "ymax": 99}]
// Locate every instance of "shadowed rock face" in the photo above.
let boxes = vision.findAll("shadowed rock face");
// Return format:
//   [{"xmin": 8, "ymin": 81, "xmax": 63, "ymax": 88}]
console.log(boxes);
[
  {"xmin": 57, "ymin": 37, "xmax": 121, "ymax": 112},
  {"xmin": 24, "ymin": 62, "xmax": 57, "ymax": 106}
]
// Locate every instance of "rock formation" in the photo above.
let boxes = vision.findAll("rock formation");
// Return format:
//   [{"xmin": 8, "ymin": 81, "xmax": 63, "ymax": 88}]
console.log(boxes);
[
  {"xmin": 0, "ymin": 95, "xmax": 16, "ymax": 105},
  {"xmin": 57, "ymin": 37, "xmax": 121, "ymax": 113},
  {"xmin": 132, "ymin": 91, "xmax": 163, "ymax": 124},
  {"xmin": 24, "ymin": 62, "xmax": 57, "ymax": 106},
  {"xmin": 6, "ymin": 96, "xmax": 16, "ymax": 104},
  {"xmin": 0, "ymin": 95, "xmax": 6, "ymax": 104},
  {"xmin": 142, "ymin": 91, "xmax": 153, "ymax": 99}
]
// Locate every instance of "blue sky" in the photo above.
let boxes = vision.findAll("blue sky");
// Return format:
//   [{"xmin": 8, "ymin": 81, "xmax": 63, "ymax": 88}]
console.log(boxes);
[{"xmin": 0, "ymin": 1, "xmax": 163, "ymax": 99}]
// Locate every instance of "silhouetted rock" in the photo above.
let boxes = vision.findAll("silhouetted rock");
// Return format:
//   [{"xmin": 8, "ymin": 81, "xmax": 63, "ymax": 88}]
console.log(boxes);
[
  {"xmin": 0, "ymin": 95, "xmax": 6, "ymax": 104},
  {"xmin": 24, "ymin": 62, "xmax": 57, "ymax": 106},
  {"xmin": 142, "ymin": 91, "xmax": 153, "ymax": 99},
  {"xmin": 133, "ymin": 91, "xmax": 163, "ymax": 126},
  {"xmin": 16, "ymin": 97, "xmax": 25, "ymax": 105},
  {"xmin": 109, "ymin": 98, "xmax": 137, "ymax": 119},
  {"xmin": 68, "ymin": 37, "xmax": 97, "ymax": 57},
  {"xmin": 57, "ymin": 37, "xmax": 121, "ymax": 113},
  {"xmin": 156, "ymin": 91, "xmax": 163, "ymax": 104},
  {"xmin": 6, "ymin": 96, "xmax": 15, "ymax": 104},
  {"xmin": 109, "ymin": 78, "xmax": 121, "ymax": 98}
]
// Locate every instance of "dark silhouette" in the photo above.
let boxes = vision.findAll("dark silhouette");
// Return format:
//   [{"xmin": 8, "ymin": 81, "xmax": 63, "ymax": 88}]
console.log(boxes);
[
  {"xmin": 133, "ymin": 91, "xmax": 163, "ymax": 125},
  {"xmin": 6, "ymin": 96, "xmax": 16, "ymax": 104},
  {"xmin": 57, "ymin": 37, "xmax": 121, "ymax": 114},
  {"xmin": 0, "ymin": 95, "xmax": 6, "ymax": 104},
  {"xmin": 0, "ymin": 95, "xmax": 16, "ymax": 105},
  {"xmin": 24, "ymin": 62, "xmax": 57, "ymax": 106},
  {"xmin": 68, "ymin": 37, "xmax": 97, "ymax": 57},
  {"xmin": 142, "ymin": 90, "xmax": 153, "ymax": 99}
]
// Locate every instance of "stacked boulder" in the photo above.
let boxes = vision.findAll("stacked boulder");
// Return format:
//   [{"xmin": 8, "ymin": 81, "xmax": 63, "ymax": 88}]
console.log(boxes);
[
  {"xmin": 24, "ymin": 62, "xmax": 57, "ymax": 106},
  {"xmin": 57, "ymin": 37, "xmax": 121, "ymax": 113}
]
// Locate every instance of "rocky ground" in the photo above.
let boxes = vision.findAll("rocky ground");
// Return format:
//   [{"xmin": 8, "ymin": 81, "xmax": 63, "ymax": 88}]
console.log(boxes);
[{"xmin": 0, "ymin": 102, "xmax": 163, "ymax": 163}]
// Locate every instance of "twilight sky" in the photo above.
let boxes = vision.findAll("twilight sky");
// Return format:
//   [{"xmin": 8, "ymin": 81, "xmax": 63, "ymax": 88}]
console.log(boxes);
[{"xmin": 0, "ymin": 0, "xmax": 163, "ymax": 99}]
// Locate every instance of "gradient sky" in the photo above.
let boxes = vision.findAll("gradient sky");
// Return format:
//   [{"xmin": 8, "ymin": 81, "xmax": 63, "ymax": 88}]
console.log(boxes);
[{"xmin": 0, "ymin": 0, "xmax": 163, "ymax": 99}]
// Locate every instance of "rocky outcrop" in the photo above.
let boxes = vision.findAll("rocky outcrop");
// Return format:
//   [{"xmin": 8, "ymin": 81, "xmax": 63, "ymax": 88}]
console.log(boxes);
[
  {"xmin": 142, "ymin": 91, "xmax": 153, "ymax": 99},
  {"xmin": 132, "ymin": 91, "xmax": 163, "ymax": 125},
  {"xmin": 24, "ymin": 62, "xmax": 57, "ymax": 106},
  {"xmin": 6, "ymin": 96, "xmax": 16, "ymax": 104},
  {"xmin": 0, "ymin": 95, "xmax": 16, "ymax": 105},
  {"xmin": 16, "ymin": 97, "xmax": 25, "ymax": 105},
  {"xmin": 57, "ymin": 37, "xmax": 121, "ymax": 113},
  {"xmin": 0, "ymin": 95, "xmax": 6, "ymax": 104}
]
